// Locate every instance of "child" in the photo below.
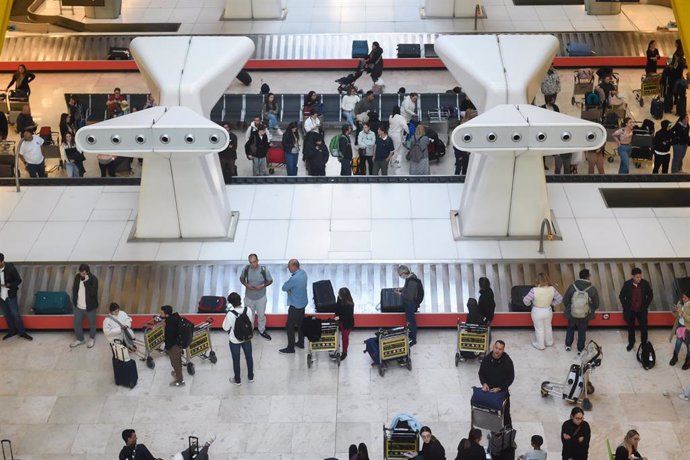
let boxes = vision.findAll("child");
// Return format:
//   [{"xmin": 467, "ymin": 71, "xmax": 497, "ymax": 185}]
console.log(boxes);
[{"xmin": 518, "ymin": 435, "xmax": 547, "ymax": 460}]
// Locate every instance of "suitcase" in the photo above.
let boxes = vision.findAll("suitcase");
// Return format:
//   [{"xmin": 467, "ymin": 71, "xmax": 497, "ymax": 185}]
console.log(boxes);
[
  {"xmin": 236, "ymin": 69, "xmax": 252, "ymax": 86},
  {"xmin": 33, "ymin": 291, "xmax": 72, "ymax": 314},
  {"xmin": 267, "ymin": 142, "xmax": 285, "ymax": 164},
  {"xmin": 397, "ymin": 44, "xmax": 421, "ymax": 58},
  {"xmin": 488, "ymin": 428, "xmax": 517, "ymax": 457},
  {"xmin": 107, "ymin": 47, "xmax": 132, "ymax": 60},
  {"xmin": 364, "ymin": 336, "xmax": 380, "ymax": 364},
  {"xmin": 38, "ymin": 126, "xmax": 52, "ymax": 144},
  {"xmin": 566, "ymin": 41, "xmax": 594, "ymax": 56},
  {"xmin": 509, "ymin": 285, "xmax": 533, "ymax": 312},
  {"xmin": 112, "ymin": 357, "xmax": 138, "ymax": 388},
  {"xmin": 301, "ymin": 316, "xmax": 322, "ymax": 342},
  {"xmin": 380, "ymin": 288, "xmax": 404, "ymax": 313},
  {"xmin": 313, "ymin": 280, "xmax": 337, "ymax": 313},
  {"xmin": 673, "ymin": 277, "xmax": 690, "ymax": 304},
  {"xmin": 650, "ymin": 97, "xmax": 664, "ymax": 120},
  {"xmin": 198, "ymin": 295, "xmax": 227, "ymax": 313},
  {"xmin": 424, "ymin": 43, "xmax": 437, "ymax": 58},
  {"xmin": 352, "ymin": 40, "xmax": 369, "ymax": 59}
]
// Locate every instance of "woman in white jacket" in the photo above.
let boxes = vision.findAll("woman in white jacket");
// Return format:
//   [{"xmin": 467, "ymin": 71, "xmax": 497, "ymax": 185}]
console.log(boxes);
[
  {"xmin": 103, "ymin": 302, "xmax": 134, "ymax": 345},
  {"xmin": 523, "ymin": 273, "xmax": 563, "ymax": 350},
  {"xmin": 341, "ymin": 87, "xmax": 360, "ymax": 130},
  {"xmin": 388, "ymin": 106, "xmax": 408, "ymax": 171}
]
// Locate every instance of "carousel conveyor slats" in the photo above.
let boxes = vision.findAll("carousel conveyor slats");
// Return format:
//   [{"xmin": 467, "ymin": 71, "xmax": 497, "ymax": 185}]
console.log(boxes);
[
  {"xmin": 12, "ymin": 260, "xmax": 690, "ymax": 316},
  {"xmin": 0, "ymin": 31, "xmax": 680, "ymax": 62}
]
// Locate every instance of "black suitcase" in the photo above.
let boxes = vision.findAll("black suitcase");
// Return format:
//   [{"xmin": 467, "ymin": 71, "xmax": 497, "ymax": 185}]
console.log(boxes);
[
  {"xmin": 397, "ymin": 44, "xmax": 421, "ymax": 58},
  {"xmin": 112, "ymin": 357, "xmax": 138, "ymax": 388},
  {"xmin": 198, "ymin": 295, "xmax": 227, "ymax": 313},
  {"xmin": 673, "ymin": 277, "xmax": 690, "ymax": 303},
  {"xmin": 313, "ymin": 280, "xmax": 337, "ymax": 313},
  {"xmin": 424, "ymin": 43, "xmax": 437, "ymax": 58},
  {"xmin": 352, "ymin": 40, "xmax": 369, "ymax": 59},
  {"xmin": 509, "ymin": 285, "xmax": 533, "ymax": 312},
  {"xmin": 380, "ymin": 288, "xmax": 405, "ymax": 313},
  {"xmin": 236, "ymin": 70, "xmax": 252, "ymax": 86}
]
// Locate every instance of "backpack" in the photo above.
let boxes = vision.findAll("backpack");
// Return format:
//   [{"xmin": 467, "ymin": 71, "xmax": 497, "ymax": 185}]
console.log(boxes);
[
  {"xmin": 177, "ymin": 317, "xmax": 195, "ymax": 348},
  {"xmin": 409, "ymin": 277, "xmax": 424, "ymax": 305},
  {"xmin": 637, "ymin": 341, "xmax": 656, "ymax": 370},
  {"xmin": 570, "ymin": 284, "xmax": 592, "ymax": 319},
  {"xmin": 585, "ymin": 91, "xmax": 601, "ymax": 107},
  {"xmin": 260, "ymin": 83, "xmax": 270, "ymax": 95},
  {"xmin": 231, "ymin": 307, "xmax": 254, "ymax": 342},
  {"xmin": 328, "ymin": 134, "xmax": 343, "ymax": 158},
  {"xmin": 241, "ymin": 265, "xmax": 268, "ymax": 284}
]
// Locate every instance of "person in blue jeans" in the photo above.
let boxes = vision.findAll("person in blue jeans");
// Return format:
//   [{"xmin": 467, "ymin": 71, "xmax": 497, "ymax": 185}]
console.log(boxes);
[
  {"xmin": 279, "ymin": 259, "xmax": 308, "ymax": 354},
  {"xmin": 222, "ymin": 292, "xmax": 254, "ymax": 386},
  {"xmin": 612, "ymin": 117, "xmax": 634, "ymax": 174},
  {"xmin": 282, "ymin": 122, "xmax": 300, "ymax": 176},
  {"xmin": 396, "ymin": 264, "xmax": 421, "ymax": 346},
  {"xmin": 0, "ymin": 253, "xmax": 32, "ymax": 341}
]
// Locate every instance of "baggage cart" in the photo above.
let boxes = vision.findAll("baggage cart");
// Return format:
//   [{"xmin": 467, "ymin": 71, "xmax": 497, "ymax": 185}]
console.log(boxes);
[
  {"xmin": 633, "ymin": 73, "xmax": 662, "ymax": 107},
  {"xmin": 471, "ymin": 393, "xmax": 508, "ymax": 433},
  {"xmin": 383, "ymin": 424, "xmax": 419, "ymax": 460},
  {"xmin": 377, "ymin": 326, "xmax": 411, "ymax": 377},
  {"xmin": 307, "ymin": 319, "xmax": 340, "ymax": 368},
  {"xmin": 455, "ymin": 322, "xmax": 490, "ymax": 366},
  {"xmin": 267, "ymin": 140, "xmax": 285, "ymax": 175},
  {"xmin": 571, "ymin": 69, "xmax": 595, "ymax": 105},
  {"xmin": 182, "ymin": 317, "xmax": 218, "ymax": 375},
  {"xmin": 631, "ymin": 129, "xmax": 653, "ymax": 169},
  {"xmin": 137, "ymin": 315, "xmax": 167, "ymax": 369},
  {"xmin": 541, "ymin": 340, "xmax": 603, "ymax": 411}
]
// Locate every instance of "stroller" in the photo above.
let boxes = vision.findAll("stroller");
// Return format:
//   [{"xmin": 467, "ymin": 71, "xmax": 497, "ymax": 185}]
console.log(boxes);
[{"xmin": 336, "ymin": 59, "xmax": 366, "ymax": 93}]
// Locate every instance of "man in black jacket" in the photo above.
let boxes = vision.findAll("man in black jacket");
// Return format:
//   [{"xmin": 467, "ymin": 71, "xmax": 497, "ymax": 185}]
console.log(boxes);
[
  {"xmin": 339, "ymin": 124, "xmax": 354, "ymax": 176},
  {"xmin": 70, "ymin": 263, "xmax": 99, "ymax": 348},
  {"xmin": 119, "ymin": 429, "xmax": 163, "ymax": 460},
  {"xmin": 161, "ymin": 305, "xmax": 185, "ymax": 387},
  {"xmin": 478, "ymin": 340, "xmax": 515, "ymax": 427},
  {"xmin": 0, "ymin": 253, "xmax": 32, "ymax": 341},
  {"xmin": 218, "ymin": 121, "xmax": 237, "ymax": 182},
  {"xmin": 619, "ymin": 267, "xmax": 654, "ymax": 351}
]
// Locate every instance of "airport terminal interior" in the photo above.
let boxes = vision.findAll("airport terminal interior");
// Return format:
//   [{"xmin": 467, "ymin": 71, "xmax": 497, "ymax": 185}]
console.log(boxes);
[{"xmin": 0, "ymin": 0, "xmax": 690, "ymax": 459}]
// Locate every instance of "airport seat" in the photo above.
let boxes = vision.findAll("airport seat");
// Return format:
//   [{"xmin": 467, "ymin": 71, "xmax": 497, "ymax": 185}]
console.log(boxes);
[{"xmin": 281, "ymin": 94, "xmax": 302, "ymax": 124}]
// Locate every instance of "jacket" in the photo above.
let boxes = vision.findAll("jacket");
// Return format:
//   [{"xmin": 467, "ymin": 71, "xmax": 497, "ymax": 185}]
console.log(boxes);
[
  {"xmin": 218, "ymin": 131, "xmax": 237, "ymax": 161},
  {"xmin": 401, "ymin": 274, "xmax": 420, "ymax": 305},
  {"xmin": 250, "ymin": 131, "xmax": 269, "ymax": 158},
  {"xmin": 619, "ymin": 278, "xmax": 653, "ymax": 312},
  {"xmin": 339, "ymin": 134, "xmax": 353, "ymax": 160},
  {"xmin": 653, "ymin": 128, "xmax": 673, "ymax": 153},
  {"xmin": 282, "ymin": 130, "xmax": 299, "ymax": 152},
  {"xmin": 419, "ymin": 438, "xmax": 446, "ymax": 460},
  {"xmin": 561, "ymin": 419, "xmax": 591, "ymax": 459},
  {"xmin": 454, "ymin": 440, "xmax": 485, "ymax": 460},
  {"xmin": 355, "ymin": 97, "xmax": 376, "ymax": 116},
  {"xmin": 673, "ymin": 121, "xmax": 689, "ymax": 145},
  {"xmin": 118, "ymin": 443, "xmax": 158, "ymax": 460},
  {"xmin": 335, "ymin": 298, "xmax": 355, "ymax": 330},
  {"xmin": 478, "ymin": 352, "xmax": 514, "ymax": 391},
  {"xmin": 164, "ymin": 312, "xmax": 181, "ymax": 350},
  {"xmin": 0, "ymin": 262, "xmax": 22, "ymax": 299},
  {"xmin": 562, "ymin": 279, "xmax": 600, "ymax": 321},
  {"xmin": 401, "ymin": 96, "xmax": 417, "ymax": 121},
  {"xmin": 7, "ymin": 71, "xmax": 35, "ymax": 93},
  {"xmin": 72, "ymin": 273, "xmax": 99, "ymax": 311},
  {"xmin": 670, "ymin": 299, "xmax": 690, "ymax": 341},
  {"xmin": 304, "ymin": 143, "xmax": 328, "ymax": 171},
  {"xmin": 478, "ymin": 288, "xmax": 495, "ymax": 323}
]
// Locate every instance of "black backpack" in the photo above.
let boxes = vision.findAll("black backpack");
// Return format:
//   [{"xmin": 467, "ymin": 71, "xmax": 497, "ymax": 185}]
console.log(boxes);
[
  {"xmin": 410, "ymin": 277, "xmax": 424, "ymax": 305},
  {"xmin": 231, "ymin": 307, "xmax": 254, "ymax": 342},
  {"xmin": 637, "ymin": 341, "xmax": 656, "ymax": 370},
  {"xmin": 177, "ymin": 317, "xmax": 195, "ymax": 348}
]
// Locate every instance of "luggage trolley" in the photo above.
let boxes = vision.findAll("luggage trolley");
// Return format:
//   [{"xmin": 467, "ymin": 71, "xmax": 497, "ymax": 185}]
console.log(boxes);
[
  {"xmin": 571, "ymin": 69, "xmax": 595, "ymax": 105},
  {"xmin": 541, "ymin": 340, "xmax": 603, "ymax": 411},
  {"xmin": 182, "ymin": 317, "xmax": 218, "ymax": 375},
  {"xmin": 470, "ymin": 389, "xmax": 509, "ymax": 433},
  {"xmin": 137, "ymin": 315, "xmax": 167, "ymax": 369},
  {"xmin": 383, "ymin": 424, "xmax": 419, "ymax": 459},
  {"xmin": 307, "ymin": 319, "xmax": 340, "ymax": 368},
  {"xmin": 455, "ymin": 322, "xmax": 490, "ymax": 366},
  {"xmin": 633, "ymin": 73, "xmax": 662, "ymax": 107},
  {"xmin": 377, "ymin": 326, "xmax": 411, "ymax": 377}
]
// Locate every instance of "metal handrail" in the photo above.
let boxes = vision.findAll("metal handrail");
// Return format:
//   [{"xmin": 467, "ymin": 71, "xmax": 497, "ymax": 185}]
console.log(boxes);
[
  {"xmin": 474, "ymin": 4, "xmax": 481, "ymax": 31},
  {"xmin": 538, "ymin": 218, "xmax": 554, "ymax": 254}
]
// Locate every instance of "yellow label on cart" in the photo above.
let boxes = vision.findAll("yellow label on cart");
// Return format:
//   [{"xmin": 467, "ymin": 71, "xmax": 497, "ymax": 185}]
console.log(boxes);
[
  {"xmin": 188, "ymin": 330, "xmax": 210, "ymax": 358},
  {"xmin": 145, "ymin": 323, "xmax": 165, "ymax": 350}
]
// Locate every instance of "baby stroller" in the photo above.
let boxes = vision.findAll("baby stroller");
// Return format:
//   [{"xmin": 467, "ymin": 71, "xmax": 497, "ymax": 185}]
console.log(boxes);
[
  {"xmin": 540, "ymin": 340, "xmax": 603, "ymax": 411},
  {"xmin": 336, "ymin": 59, "xmax": 366, "ymax": 93}
]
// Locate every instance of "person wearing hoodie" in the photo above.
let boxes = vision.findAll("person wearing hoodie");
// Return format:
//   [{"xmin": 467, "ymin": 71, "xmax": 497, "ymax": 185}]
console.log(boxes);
[
  {"xmin": 103, "ymin": 302, "xmax": 135, "ymax": 346},
  {"xmin": 160, "ymin": 305, "xmax": 185, "ymax": 387},
  {"xmin": 562, "ymin": 269, "xmax": 600, "ymax": 354},
  {"xmin": 652, "ymin": 119, "xmax": 674, "ymax": 174},
  {"xmin": 671, "ymin": 113, "xmax": 689, "ymax": 173},
  {"xmin": 669, "ymin": 291, "xmax": 690, "ymax": 369}
]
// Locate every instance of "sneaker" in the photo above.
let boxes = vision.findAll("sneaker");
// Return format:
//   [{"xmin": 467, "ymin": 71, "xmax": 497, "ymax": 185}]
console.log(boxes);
[
  {"xmin": 279, "ymin": 348, "xmax": 295, "ymax": 354},
  {"xmin": 70, "ymin": 340, "xmax": 85, "ymax": 348},
  {"xmin": 2, "ymin": 332, "xmax": 16, "ymax": 340},
  {"xmin": 87, "ymin": 338, "xmax": 95, "ymax": 348},
  {"xmin": 276, "ymin": 128, "xmax": 283, "ymax": 136},
  {"xmin": 231, "ymin": 378, "xmax": 241, "ymax": 386},
  {"xmin": 329, "ymin": 352, "xmax": 338, "ymax": 360},
  {"xmin": 20, "ymin": 333, "xmax": 33, "ymax": 341},
  {"xmin": 339, "ymin": 352, "xmax": 347, "ymax": 361},
  {"xmin": 169, "ymin": 380, "xmax": 186, "ymax": 387},
  {"xmin": 295, "ymin": 343, "xmax": 305, "ymax": 349},
  {"xmin": 409, "ymin": 340, "xmax": 417, "ymax": 347},
  {"xmin": 626, "ymin": 343, "xmax": 634, "ymax": 352},
  {"xmin": 248, "ymin": 376, "xmax": 254, "ymax": 383},
  {"xmin": 259, "ymin": 331, "xmax": 272, "ymax": 341},
  {"xmin": 679, "ymin": 393, "xmax": 689, "ymax": 401},
  {"xmin": 205, "ymin": 434, "xmax": 217, "ymax": 447},
  {"xmin": 565, "ymin": 346, "xmax": 572, "ymax": 352}
]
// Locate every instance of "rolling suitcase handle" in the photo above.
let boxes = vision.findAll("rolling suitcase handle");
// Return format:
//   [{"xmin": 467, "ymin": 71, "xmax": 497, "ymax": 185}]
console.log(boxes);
[
  {"xmin": 1, "ymin": 439, "xmax": 14, "ymax": 460},
  {"xmin": 188, "ymin": 436, "xmax": 199, "ymax": 459}
]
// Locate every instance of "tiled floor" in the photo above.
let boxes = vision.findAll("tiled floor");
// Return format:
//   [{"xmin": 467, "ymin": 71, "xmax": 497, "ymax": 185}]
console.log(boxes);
[
  {"xmin": 0, "ymin": 327, "xmax": 687, "ymax": 459},
  {"xmin": 31, "ymin": 0, "xmax": 677, "ymax": 35}
]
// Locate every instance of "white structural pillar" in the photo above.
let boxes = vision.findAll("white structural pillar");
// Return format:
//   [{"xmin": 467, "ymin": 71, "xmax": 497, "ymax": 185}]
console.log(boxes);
[
  {"xmin": 76, "ymin": 36, "xmax": 255, "ymax": 240},
  {"xmin": 435, "ymin": 35, "xmax": 605, "ymax": 238}
]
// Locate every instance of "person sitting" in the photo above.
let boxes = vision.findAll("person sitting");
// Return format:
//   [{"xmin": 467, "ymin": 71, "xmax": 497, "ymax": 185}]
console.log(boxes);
[
  {"xmin": 407, "ymin": 426, "xmax": 445, "ymax": 460},
  {"xmin": 455, "ymin": 428, "xmax": 485, "ymax": 460},
  {"xmin": 106, "ymin": 87, "xmax": 126, "ymax": 119}
]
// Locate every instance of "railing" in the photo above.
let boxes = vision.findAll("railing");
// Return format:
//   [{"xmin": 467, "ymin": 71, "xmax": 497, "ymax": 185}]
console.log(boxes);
[
  {"xmin": 474, "ymin": 4, "xmax": 481, "ymax": 31},
  {"xmin": 538, "ymin": 218, "xmax": 555, "ymax": 254}
]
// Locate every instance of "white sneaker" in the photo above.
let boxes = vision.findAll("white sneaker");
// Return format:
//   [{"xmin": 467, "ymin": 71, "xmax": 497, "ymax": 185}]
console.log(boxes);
[
  {"xmin": 70, "ymin": 340, "xmax": 85, "ymax": 348},
  {"xmin": 679, "ymin": 393, "xmax": 689, "ymax": 401},
  {"xmin": 87, "ymin": 338, "xmax": 95, "ymax": 348},
  {"xmin": 205, "ymin": 434, "xmax": 217, "ymax": 447},
  {"xmin": 276, "ymin": 128, "xmax": 283, "ymax": 136}
]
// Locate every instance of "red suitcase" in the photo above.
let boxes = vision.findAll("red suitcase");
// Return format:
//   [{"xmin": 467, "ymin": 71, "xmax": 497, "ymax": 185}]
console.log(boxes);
[{"xmin": 267, "ymin": 141, "xmax": 285, "ymax": 174}]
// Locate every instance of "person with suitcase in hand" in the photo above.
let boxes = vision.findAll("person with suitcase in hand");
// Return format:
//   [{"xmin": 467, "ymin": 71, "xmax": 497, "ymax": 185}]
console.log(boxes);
[
  {"xmin": 222, "ymin": 292, "xmax": 255, "ymax": 386},
  {"xmin": 478, "ymin": 340, "xmax": 515, "ymax": 428},
  {"xmin": 563, "ymin": 269, "xmax": 600, "ymax": 355},
  {"xmin": 396, "ymin": 264, "xmax": 423, "ymax": 347},
  {"xmin": 160, "ymin": 305, "xmax": 186, "ymax": 387},
  {"xmin": 119, "ymin": 429, "xmax": 163, "ymax": 460},
  {"xmin": 619, "ymin": 267, "xmax": 654, "ymax": 352},
  {"xmin": 240, "ymin": 253, "xmax": 273, "ymax": 341},
  {"xmin": 0, "ymin": 253, "xmax": 32, "ymax": 341},
  {"xmin": 70, "ymin": 264, "xmax": 99, "ymax": 349}
]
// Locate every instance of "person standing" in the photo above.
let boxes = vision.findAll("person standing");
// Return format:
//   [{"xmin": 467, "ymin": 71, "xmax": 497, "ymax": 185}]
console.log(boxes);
[
  {"xmin": 652, "ymin": 119, "xmax": 673, "ymax": 174},
  {"xmin": 612, "ymin": 117, "xmax": 634, "ymax": 174},
  {"xmin": 388, "ymin": 106, "xmax": 408, "ymax": 171},
  {"xmin": 619, "ymin": 267, "xmax": 654, "ymax": 352},
  {"xmin": 333, "ymin": 287, "xmax": 355, "ymax": 360},
  {"xmin": 282, "ymin": 122, "xmax": 301, "ymax": 176},
  {"xmin": 304, "ymin": 136, "xmax": 328, "ymax": 176},
  {"xmin": 357, "ymin": 122, "xmax": 375, "ymax": 175},
  {"xmin": 222, "ymin": 292, "xmax": 255, "ymax": 386},
  {"xmin": 645, "ymin": 40, "xmax": 661, "ymax": 75},
  {"xmin": 365, "ymin": 41, "xmax": 384, "ymax": 84},
  {"xmin": 400, "ymin": 93, "xmax": 418, "ymax": 123},
  {"xmin": 478, "ymin": 340, "xmax": 515, "ymax": 427},
  {"xmin": 477, "ymin": 277, "xmax": 496, "ymax": 324},
  {"xmin": 5, "ymin": 64, "xmax": 35, "ymax": 97},
  {"xmin": 671, "ymin": 113, "xmax": 689, "ymax": 173},
  {"xmin": 103, "ymin": 302, "xmax": 134, "ymax": 346},
  {"xmin": 540, "ymin": 64, "xmax": 561, "ymax": 103},
  {"xmin": 396, "ymin": 264, "xmax": 422, "ymax": 347},
  {"xmin": 339, "ymin": 124, "xmax": 354, "ymax": 176},
  {"xmin": 218, "ymin": 121, "xmax": 237, "ymax": 181},
  {"xmin": 668, "ymin": 291, "xmax": 690, "ymax": 369},
  {"xmin": 561, "ymin": 407, "xmax": 591, "ymax": 460},
  {"xmin": 60, "ymin": 132, "xmax": 85, "ymax": 178},
  {"xmin": 70, "ymin": 264, "xmax": 99, "ymax": 349},
  {"xmin": 160, "ymin": 305, "xmax": 185, "ymax": 387},
  {"xmin": 248, "ymin": 123, "xmax": 270, "ymax": 176},
  {"xmin": 0, "ymin": 253, "xmax": 32, "ymax": 341},
  {"xmin": 239, "ymin": 253, "xmax": 273, "ymax": 341},
  {"xmin": 18, "ymin": 129, "xmax": 46, "ymax": 178},
  {"xmin": 563, "ymin": 269, "xmax": 600, "ymax": 354},
  {"xmin": 372, "ymin": 126, "xmax": 394, "ymax": 176},
  {"xmin": 408, "ymin": 124, "xmax": 430, "ymax": 176},
  {"xmin": 279, "ymin": 259, "xmax": 308, "ymax": 354},
  {"xmin": 523, "ymin": 273, "xmax": 563, "ymax": 350}
]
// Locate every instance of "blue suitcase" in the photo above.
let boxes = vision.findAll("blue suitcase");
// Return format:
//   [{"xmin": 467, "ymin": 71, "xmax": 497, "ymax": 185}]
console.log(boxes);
[
  {"xmin": 33, "ymin": 291, "xmax": 72, "ymax": 314},
  {"xmin": 352, "ymin": 40, "xmax": 369, "ymax": 59},
  {"xmin": 112, "ymin": 357, "xmax": 138, "ymax": 389},
  {"xmin": 364, "ymin": 336, "xmax": 380, "ymax": 364},
  {"xmin": 566, "ymin": 42, "xmax": 594, "ymax": 56}
]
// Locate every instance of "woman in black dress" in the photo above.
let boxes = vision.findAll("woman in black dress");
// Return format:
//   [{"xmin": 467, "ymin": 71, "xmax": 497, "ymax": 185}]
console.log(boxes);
[
  {"xmin": 561, "ymin": 407, "xmax": 591, "ymax": 460},
  {"xmin": 645, "ymin": 40, "xmax": 660, "ymax": 75},
  {"xmin": 478, "ymin": 277, "xmax": 496, "ymax": 324}
]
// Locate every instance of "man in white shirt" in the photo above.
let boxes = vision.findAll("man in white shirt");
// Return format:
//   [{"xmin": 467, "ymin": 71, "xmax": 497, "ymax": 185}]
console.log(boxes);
[
  {"xmin": 303, "ymin": 109, "xmax": 321, "ymax": 134},
  {"xmin": 18, "ymin": 130, "xmax": 46, "ymax": 177},
  {"xmin": 0, "ymin": 253, "xmax": 32, "ymax": 341},
  {"xmin": 103, "ymin": 302, "xmax": 135, "ymax": 346},
  {"xmin": 401, "ymin": 93, "xmax": 418, "ymax": 123},
  {"xmin": 222, "ymin": 292, "xmax": 255, "ymax": 386}
]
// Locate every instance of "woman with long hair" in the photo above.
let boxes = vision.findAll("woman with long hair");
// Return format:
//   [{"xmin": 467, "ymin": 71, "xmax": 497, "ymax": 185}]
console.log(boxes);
[
  {"xmin": 408, "ymin": 123, "xmax": 430, "ymax": 175},
  {"xmin": 59, "ymin": 113, "xmax": 75, "ymax": 142},
  {"xmin": 455, "ymin": 428, "xmax": 485, "ymax": 460},
  {"xmin": 262, "ymin": 92, "xmax": 281, "ymax": 135},
  {"xmin": 5, "ymin": 64, "xmax": 36, "ymax": 96},
  {"xmin": 645, "ymin": 40, "xmax": 661, "ymax": 75},
  {"xmin": 60, "ymin": 132, "xmax": 85, "ymax": 178},
  {"xmin": 282, "ymin": 121, "xmax": 300, "ymax": 176},
  {"xmin": 561, "ymin": 407, "xmax": 591, "ymax": 460},
  {"xmin": 614, "ymin": 430, "xmax": 647, "ymax": 460},
  {"xmin": 410, "ymin": 426, "xmax": 445, "ymax": 460},
  {"xmin": 612, "ymin": 117, "xmax": 634, "ymax": 174},
  {"xmin": 523, "ymin": 273, "xmax": 563, "ymax": 350},
  {"xmin": 333, "ymin": 287, "xmax": 355, "ymax": 360}
]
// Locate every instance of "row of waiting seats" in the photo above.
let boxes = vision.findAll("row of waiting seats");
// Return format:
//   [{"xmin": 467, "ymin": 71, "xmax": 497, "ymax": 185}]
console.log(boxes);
[{"xmin": 64, "ymin": 92, "xmax": 466, "ymax": 129}]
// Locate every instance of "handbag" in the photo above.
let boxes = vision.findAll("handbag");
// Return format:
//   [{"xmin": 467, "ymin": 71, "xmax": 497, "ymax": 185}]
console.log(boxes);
[{"xmin": 110, "ymin": 339, "xmax": 130, "ymax": 362}]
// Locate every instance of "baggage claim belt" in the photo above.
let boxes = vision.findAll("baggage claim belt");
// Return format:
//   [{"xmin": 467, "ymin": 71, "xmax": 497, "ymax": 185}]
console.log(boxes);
[
  {"xmin": 144, "ymin": 323, "xmax": 165, "ymax": 350},
  {"xmin": 188, "ymin": 330, "xmax": 211, "ymax": 358}
]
